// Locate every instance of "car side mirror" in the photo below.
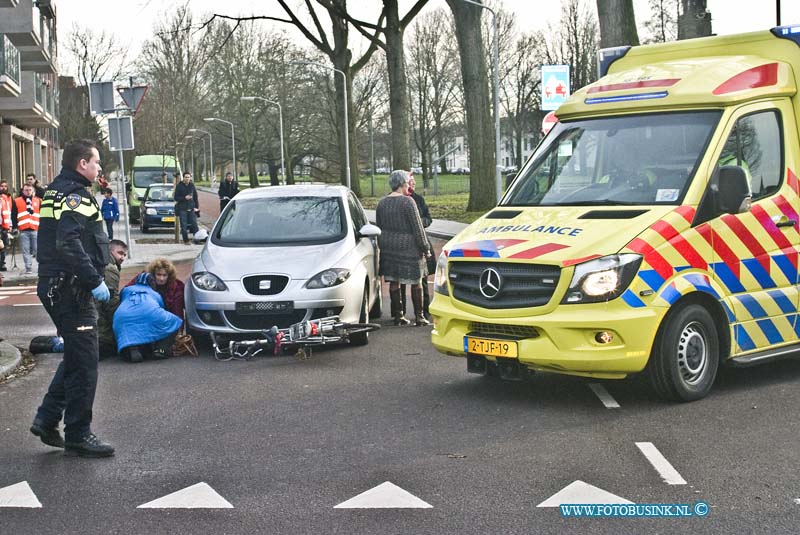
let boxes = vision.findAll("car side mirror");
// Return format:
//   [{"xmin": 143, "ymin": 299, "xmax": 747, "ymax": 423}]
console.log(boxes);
[
  {"xmin": 358, "ymin": 223, "xmax": 381, "ymax": 238},
  {"xmin": 717, "ymin": 165, "xmax": 751, "ymax": 214}
]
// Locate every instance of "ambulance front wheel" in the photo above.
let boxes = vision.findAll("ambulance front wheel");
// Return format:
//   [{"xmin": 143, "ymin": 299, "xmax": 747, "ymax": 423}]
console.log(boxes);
[{"xmin": 649, "ymin": 303, "xmax": 719, "ymax": 402}]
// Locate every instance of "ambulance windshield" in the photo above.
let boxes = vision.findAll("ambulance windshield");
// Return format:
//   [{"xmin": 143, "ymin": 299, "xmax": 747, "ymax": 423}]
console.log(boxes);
[{"xmin": 504, "ymin": 111, "xmax": 721, "ymax": 207}]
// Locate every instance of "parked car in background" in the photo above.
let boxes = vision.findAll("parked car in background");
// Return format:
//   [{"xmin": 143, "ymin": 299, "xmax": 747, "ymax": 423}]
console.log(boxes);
[
  {"xmin": 140, "ymin": 184, "xmax": 176, "ymax": 233},
  {"xmin": 185, "ymin": 185, "xmax": 382, "ymax": 345}
]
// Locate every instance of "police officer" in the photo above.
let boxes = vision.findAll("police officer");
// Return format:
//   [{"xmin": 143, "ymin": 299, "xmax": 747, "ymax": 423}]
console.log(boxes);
[{"xmin": 30, "ymin": 139, "xmax": 115, "ymax": 458}]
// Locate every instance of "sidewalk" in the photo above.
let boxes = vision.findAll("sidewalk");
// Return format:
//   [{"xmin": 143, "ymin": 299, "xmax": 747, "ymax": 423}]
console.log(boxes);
[{"xmin": 0, "ymin": 340, "xmax": 21, "ymax": 380}]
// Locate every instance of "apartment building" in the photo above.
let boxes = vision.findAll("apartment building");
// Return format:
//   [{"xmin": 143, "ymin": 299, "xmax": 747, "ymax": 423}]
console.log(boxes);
[{"xmin": 0, "ymin": 0, "xmax": 59, "ymax": 193}]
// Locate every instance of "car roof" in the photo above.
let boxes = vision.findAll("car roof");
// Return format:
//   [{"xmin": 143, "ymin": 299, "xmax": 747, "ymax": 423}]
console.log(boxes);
[{"xmin": 234, "ymin": 184, "xmax": 350, "ymax": 200}]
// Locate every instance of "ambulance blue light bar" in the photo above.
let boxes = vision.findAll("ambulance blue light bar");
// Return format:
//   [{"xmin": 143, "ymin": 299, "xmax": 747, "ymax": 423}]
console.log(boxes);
[
  {"xmin": 771, "ymin": 24, "xmax": 800, "ymax": 46},
  {"xmin": 585, "ymin": 91, "xmax": 669, "ymax": 105}
]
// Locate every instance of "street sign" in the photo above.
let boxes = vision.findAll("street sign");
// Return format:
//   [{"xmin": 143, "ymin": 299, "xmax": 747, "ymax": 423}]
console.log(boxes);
[
  {"xmin": 88, "ymin": 81, "xmax": 115, "ymax": 116},
  {"xmin": 108, "ymin": 116, "xmax": 134, "ymax": 151},
  {"xmin": 541, "ymin": 65, "xmax": 571, "ymax": 111},
  {"xmin": 117, "ymin": 85, "xmax": 149, "ymax": 115},
  {"xmin": 542, "ymin": 111, "xmax": 559, "ymax": 135}
]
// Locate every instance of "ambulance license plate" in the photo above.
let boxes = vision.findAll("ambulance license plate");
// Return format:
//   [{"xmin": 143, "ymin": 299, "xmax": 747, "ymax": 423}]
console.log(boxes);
[
  {"xmin": 162, "ymin": 216, "xmax": 175, "ymax": 222},
  {"xmin": 464, "ymin": 336, "xmax": 518, "ymax": 358}
]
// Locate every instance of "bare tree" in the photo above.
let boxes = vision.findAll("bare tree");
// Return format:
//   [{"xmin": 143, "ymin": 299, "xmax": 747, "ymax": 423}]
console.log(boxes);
[
  {"xmin": 64, "ymin": 24, "xmax": 130, "ymax": 88},
  {"xmin": 678, "ymin": 0, "xmax": 712, "ymax": 39},
  {"xmin": 596, "ymin": 0, "xmax": 640, "ymax": 48},
  {"xmin": 542, "ymin": 0, "xmax": 599, "ymax": 92},
  {"xmin": 500, "ymin": 33, "xmax": 543, "ymax": 169},
  {"xmin": 643, "ymin": 0, "xmax": 678, "ymax": 43},
  {"xmin": 446, "ymin": 0, "xmax": 495, "ymax": 212}
]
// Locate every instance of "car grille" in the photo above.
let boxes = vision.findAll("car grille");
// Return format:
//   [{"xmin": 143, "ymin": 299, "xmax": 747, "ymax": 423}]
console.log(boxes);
[
  {"xmin": 449, "ymin": 261, "xmax": 560, "ymax": 309},
  {"xmin": 469, "ymin": 322, "xmax": 539, "ymax": 339},
  {"xmin": 156, "ymin": 208, "xmax": 173, "ymax": 215},
  {"xmin": 242, "ymin": 275, "xmax": 290, "ymax": 296},
  {"xmin": 224, "ymin": 310, "xmax": 307, "ymax": 330}
]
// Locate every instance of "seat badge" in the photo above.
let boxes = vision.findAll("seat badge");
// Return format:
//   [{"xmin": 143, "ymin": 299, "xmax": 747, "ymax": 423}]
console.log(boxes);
[{"xmin": 259, "ymin": 280, "xmax": 272, "ymax": 290}]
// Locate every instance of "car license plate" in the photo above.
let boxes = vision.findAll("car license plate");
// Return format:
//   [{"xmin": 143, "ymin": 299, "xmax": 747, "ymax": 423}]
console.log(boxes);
[
  {"xmin": 236, "ymin": 301, "xmax": 294, "ymax": 315},
  {"xmin": 162, "ymin": 216, "xmax": 175, "ymax": 222},
  {"xmin": 464, "ymin": 336, "xmax": 518, "ymax": 358}
]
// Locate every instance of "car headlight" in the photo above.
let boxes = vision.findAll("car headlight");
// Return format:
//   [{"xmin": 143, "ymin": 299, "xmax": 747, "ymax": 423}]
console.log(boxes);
[
  {"xmin": 433, "ymin": 252, "xmax": 449, "ymax": 295},
  {"xmin": 192, "ymin": 272, "xmax": 228, "ymax": 291},
  {"xmin": 306, "ymin": 268, "xmax": 350, "ymax": 289},
  {"xmin": 145, "ymin": 208, "xmax": 157, "ymax": 215},
  {"xmin": 561, "ymin": 254, "xmax": 642, "ymax": 304}
]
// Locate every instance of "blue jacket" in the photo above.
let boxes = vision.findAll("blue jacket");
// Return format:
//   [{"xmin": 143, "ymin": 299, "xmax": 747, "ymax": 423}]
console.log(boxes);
[
  {"xmin": 101, "ymin": 196, "xmax": 119, "ymax": 221},
  {"xmin": 113, "ymin": 284, "xmax": 183, "ymax": 352}
]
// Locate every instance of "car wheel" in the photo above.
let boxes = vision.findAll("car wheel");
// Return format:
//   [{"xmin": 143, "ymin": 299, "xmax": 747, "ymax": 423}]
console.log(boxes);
[
  {"xmin": 648, "ymin": 303, "xmax": 718, "ymax": 402},
  {"xmin": 349, "ymin": 285, "xmax": 370, "ymax": 346},
  {"xmin": 369, "ymin": 282, "xmax": 382, "ymax": 319}
]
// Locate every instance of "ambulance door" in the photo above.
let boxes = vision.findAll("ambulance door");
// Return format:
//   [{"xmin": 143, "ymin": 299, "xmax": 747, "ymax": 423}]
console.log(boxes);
[{"xmin": 706, "ymin": 102, "xmax": 799, "ymax": 354}]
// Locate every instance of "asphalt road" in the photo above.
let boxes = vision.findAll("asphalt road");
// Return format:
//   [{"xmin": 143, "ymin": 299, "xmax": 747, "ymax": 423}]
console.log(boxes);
[{"xmin": 2, "ymin": 284, "xmax": 800, "ymax": 533}]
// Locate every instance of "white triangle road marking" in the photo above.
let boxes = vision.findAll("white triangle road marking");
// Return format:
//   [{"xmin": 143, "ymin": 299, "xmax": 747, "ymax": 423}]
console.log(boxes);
[
  {"xmin": 0, "ymin": 481, "xmax": 43, "ymax": 508},
  {"xmin": 334, "ymin": 481, "xmax": 433, "ymax": 509},
  {"xmin": 537, "ymin": 480, "xmax": 633, "ymax": 507},
  {"xmin": 137, "ymin": 482, "xmax": 233, "ymax": 509},
  {"xmin": 588, "ymin": 383, "xmax": 620, "ymax": 408},
  {"xmin": 635, "ymin": 442, "xmax": 687, "ymax": 485}
]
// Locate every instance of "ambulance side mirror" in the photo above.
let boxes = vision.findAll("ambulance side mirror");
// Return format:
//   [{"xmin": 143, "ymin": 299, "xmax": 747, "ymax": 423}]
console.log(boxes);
[{"xmin": 717, "ymin": 165, "xmax": 751, "ymax": 214}]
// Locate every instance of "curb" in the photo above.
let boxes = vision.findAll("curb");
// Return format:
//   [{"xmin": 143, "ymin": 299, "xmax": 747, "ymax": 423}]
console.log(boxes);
[{"xmin": 0, "ymin": 341, "xmax": 22, "ymax": 380}]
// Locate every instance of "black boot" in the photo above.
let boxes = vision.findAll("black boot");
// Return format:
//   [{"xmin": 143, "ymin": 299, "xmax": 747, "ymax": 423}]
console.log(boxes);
[
  {"xmin": 390, "ymin": 287, "xmax": 410, "ymax": 326},
  {"xmin": 30, "ymin": 419, "xmax": 65, "ymax": 448},
  {"xmin": 399, "ymin": 284, "xmax": 407, "ymax": 317},
  {"xmin": 125, "ymin": 346, "xmax": 143, "ymax": 363},
  {"xmin": 412, "ymin": 286, "xmax": 430, "ymax": 326},
  {"xmin": 422, "ymin": 277, "xmax": 431, "ymax": 320},
  {"xmin": 152, "ymin": 332, "xmax": 177, "ymax": 360},
  {"xmin": 64, "ymin": 433, "xmax": 115, "ymax": 458}
]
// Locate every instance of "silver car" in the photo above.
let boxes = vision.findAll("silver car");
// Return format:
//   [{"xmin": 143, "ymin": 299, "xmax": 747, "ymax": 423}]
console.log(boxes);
[{"xmin": 185, "ymin": 185, "xmax": 382, "ymax": 344}]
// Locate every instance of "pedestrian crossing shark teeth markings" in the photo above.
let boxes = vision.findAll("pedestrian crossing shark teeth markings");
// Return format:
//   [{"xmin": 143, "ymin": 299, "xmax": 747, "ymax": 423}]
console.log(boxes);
[
  {"xmin": 588, "ymin": 383, "xmax": 620, "ymax": 408},
  {"xmin": 137, "ymin": 482, "xmax": 233, "ymax": 509},
  {"xmin": 635, "ymin": 442, "xmax": 687, "ymax": 485},
  {"xmin": 334, "ymin": 482, "xmax": 433, "ymax": 509},
  {"xmin": 0, "ymin": 481, "xmax": 42, "ymax": 508},
  {"xmin": 537, "ymin": 480, "xmax": 633, "ymax": 507}
]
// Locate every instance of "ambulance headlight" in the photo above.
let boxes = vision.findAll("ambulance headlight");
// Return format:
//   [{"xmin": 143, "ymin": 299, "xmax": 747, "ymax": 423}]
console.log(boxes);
[
  {"xmin": 562, "ymin": 254, "xmax": 642, "ymax": 304},
  {"xmin": 433, "ymin": 253, "xmax": 449, "ymax": 295}
]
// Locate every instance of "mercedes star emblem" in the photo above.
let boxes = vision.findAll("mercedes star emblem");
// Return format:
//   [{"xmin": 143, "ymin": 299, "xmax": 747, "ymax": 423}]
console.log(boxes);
[{"xmin": 479, "ymin": 268, "xmax": 502, "ymax": 299}]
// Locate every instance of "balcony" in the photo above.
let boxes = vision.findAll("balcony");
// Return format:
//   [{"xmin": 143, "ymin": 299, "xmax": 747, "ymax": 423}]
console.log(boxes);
[
  {"xmin": 0, "ymin": 69, "xmax": 57, "ymax": 128},
  {"xmin": 0, "ymin": 34, "xmax": 21, "ymax": 97},
  {"xmin": 17, "ymin": 11, "xmax": 55, "ymax": 72},
  {"xmin": 0, "ymin": 0, "xmax": 43, "ymax": 48}
]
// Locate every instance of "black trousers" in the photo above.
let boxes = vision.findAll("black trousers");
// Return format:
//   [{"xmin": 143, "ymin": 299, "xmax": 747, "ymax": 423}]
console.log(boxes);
[
  {"xmin": 35, "ymin": 279, "xmax": 99, "ymax": 442},
  {"xmin": 0, "ymin": 228, "xmax": 7, "ymax": 267}
]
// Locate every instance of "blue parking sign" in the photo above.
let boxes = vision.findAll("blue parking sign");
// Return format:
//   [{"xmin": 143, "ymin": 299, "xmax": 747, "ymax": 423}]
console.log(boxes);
[{"xmin": 541, "ymin": 65, "xmax": 571, "ymax": 111}]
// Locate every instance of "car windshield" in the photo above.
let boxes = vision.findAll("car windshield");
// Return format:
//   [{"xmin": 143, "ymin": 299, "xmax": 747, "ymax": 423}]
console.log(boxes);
[
  {"xmin": 504, "ymin": 111, "xmax": 721, "ymax": 207},
  {"xmin": 146, "ymin": 187, "xmax": 174, "ymax": 201},
  {"xmin": 133, "ymin": 168, "xmax": 175, "ymax": 188},
  {"xmin": 213, "ymin": 196, "xmax": 346, "ymax": 246}
]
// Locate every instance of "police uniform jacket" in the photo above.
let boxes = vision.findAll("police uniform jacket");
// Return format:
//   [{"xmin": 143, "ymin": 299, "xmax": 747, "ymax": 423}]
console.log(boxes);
[{"xmin": 38, "ymin": 168, "xmax": 110, "ymax": 289}]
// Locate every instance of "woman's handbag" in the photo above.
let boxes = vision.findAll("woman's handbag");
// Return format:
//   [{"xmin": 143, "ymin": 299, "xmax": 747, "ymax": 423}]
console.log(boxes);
[
  {"xmin": 172, "ymin": 331, "xmax": 198, "ymax": 357},
  {"xmin": 425, "ymin": 237, "xmax": 436, "ymax": 275}
]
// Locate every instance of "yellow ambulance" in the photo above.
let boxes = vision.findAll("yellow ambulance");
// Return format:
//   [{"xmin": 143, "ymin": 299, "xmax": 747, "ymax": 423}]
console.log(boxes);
[{"xmin": 430, "ymin": 25, "xmax": 800, "ymax": 401}]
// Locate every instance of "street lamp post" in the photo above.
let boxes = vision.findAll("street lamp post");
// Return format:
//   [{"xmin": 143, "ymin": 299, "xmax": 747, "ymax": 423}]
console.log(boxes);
[
  {"xmin": 203, "ymin": 117, "xmax": 236, "ymax": 180},
  {"xmin": 456, "ymin": 0, "xmax": 502, "ymax": 204},
  {"xmin": 189, "ymin": 128, "xmax": 214, "ymax": 185},
  {"xmin": 292, "ymin": 60, "xmax": 350, "ymax": 189},
  {"xmin": 184, "ymin": 135, "xmax": 195, "ymax": 175},
  {"xmin": 240, "ymin": 96, "xmax": 285, "ymax": 184}
]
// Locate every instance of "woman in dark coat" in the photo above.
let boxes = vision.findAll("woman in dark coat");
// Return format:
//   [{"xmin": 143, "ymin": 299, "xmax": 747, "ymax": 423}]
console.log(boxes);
[{"xmin": 375, "ymin": 169, "xmax": 431, "ymax": 326}]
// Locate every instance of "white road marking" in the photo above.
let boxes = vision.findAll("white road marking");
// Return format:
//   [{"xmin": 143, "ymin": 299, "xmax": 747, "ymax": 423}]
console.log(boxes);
[
  {"xmin": 0, "ymin": 285, "xmax": 36, "ymax": 291},
  {"xmin": 12, "ymin": 303, "xmax": 41, "ymax": 307},
  {"xmin": 635, "ymin": 442, "xmax": 687, "ymax": 485},
  {"xmin": 537, "ymin": 480, "xmax": 632, "ymax": 507},
  {"xmin": 588, "ymin": 383, "xmax": 620, "ymax": 408},
  {"xmin": 0, "ymin": 296, "xmax": 6, "ymax": 301},
  {"xmin": 0, "ymin": 481, "xmax": 42, "ymax": 508},
  {"xmin": 0, "ymin": 290, "xmax": 29, "ymax": 295},
  {"xmin": 334, "ymin": 481, "xmax": 433, "ymax": 509},
  {"xmin": 137, "ymin": 482, "xmax": 233, "ymax": 509}
]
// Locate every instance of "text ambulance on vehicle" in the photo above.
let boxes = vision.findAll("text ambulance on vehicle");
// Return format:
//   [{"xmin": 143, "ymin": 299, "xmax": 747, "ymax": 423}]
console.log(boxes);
[{"xmin": 430, "ymin": 25, "xmax": 800, "ymax": 401}]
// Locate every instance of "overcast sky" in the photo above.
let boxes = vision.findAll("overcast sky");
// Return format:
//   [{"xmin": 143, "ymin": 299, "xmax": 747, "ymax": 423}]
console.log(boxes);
[{"xmin": 57, "ymin": 0, "xmax": 800, "ymax": 77}]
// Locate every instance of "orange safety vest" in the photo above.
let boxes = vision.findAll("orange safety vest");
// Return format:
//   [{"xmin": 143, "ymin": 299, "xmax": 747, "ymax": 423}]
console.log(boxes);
[
  {"xmin": 0, "ymin": 194, "xmax": 11, "ymax": 230},
  {"xmin": 14, "ymin": 196, "xmax": 41, "ymax": 231}
]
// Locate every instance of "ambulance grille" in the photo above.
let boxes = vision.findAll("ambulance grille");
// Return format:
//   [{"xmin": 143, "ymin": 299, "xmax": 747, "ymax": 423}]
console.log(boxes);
[
  {"xmin": 469, "ymin": 322, "xmax": 539, "ymax": 339},
  {"xmin": 448, "ymin": 261, "xmax": 561, "ymax": 309}
]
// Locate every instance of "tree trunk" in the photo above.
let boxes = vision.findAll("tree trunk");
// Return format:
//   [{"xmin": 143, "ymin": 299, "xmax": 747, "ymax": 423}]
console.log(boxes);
[
  {"xmin": 446, "ymin": 0, "xmax": 495, "ymax": 212},
  {"xmin": 248, "ymin": 158, "xmax": 258, "ymax": 188},
  {"xmin": 384, "ymin": 0, "xmax": 411, "ymax": 171},
  {"xmin": 330, "ymin": 5, "xmax": 361, "ymax": 196},
  {"xmin": 678, "ymin": 0, "xmax": 712, "ymax": 40},
  {"xmin": 596, "ymin": 0, "xmax": 640, "ymax": 48},
  {"xmin": 269, "ymin": 162, "xmax": 279, "ymax": 186}
]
